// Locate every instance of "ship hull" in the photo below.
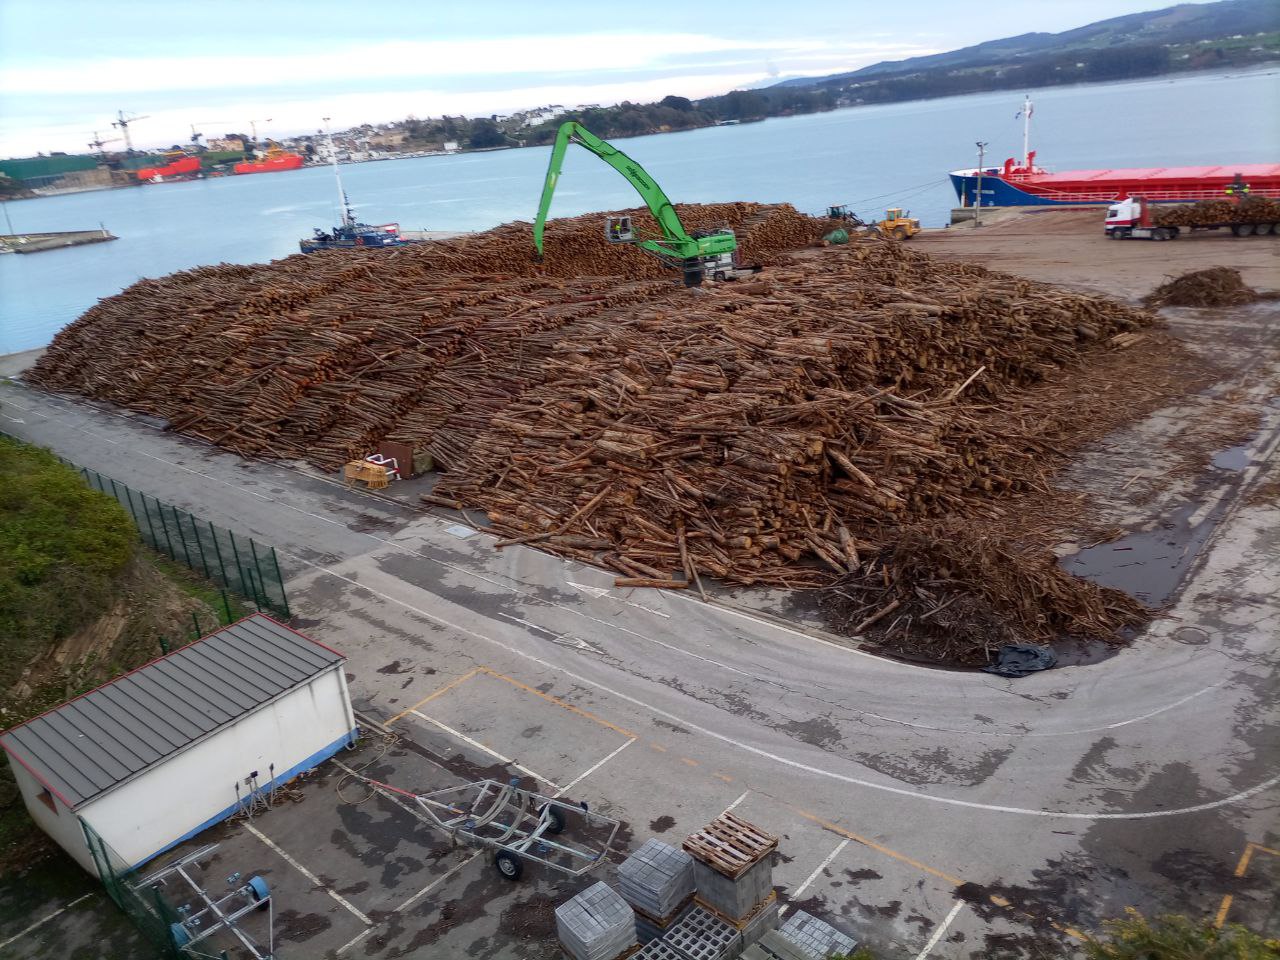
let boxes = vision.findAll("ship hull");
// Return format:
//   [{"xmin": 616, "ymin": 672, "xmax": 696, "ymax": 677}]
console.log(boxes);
[
  {"xmin": 234, "ymin": 155, "xmax": 304, "ymax": 175},
  {"xmin": 951, "ymin": 163, "xmax": 1280, "ymax": 208}
]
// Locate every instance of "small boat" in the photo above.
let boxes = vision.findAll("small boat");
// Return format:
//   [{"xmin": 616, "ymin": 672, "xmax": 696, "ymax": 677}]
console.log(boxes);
[{"xmin": 299, "ymin": 134, "xmax": 423, "ymax": 253}]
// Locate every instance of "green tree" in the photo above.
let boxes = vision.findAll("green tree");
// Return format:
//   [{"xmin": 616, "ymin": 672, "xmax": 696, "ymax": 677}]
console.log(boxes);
[{"xmin": 467, "ymin": 118, "xmax": 508, "ymax": 149}]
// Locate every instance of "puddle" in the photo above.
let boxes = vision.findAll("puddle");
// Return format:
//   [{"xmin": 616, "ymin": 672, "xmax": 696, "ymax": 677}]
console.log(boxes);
[
  {"xmin": 1211, "ymin": 442, "xmax": 1251, "ymax": 472},
  {"xmin": 1060, "ymin": 503, "xmax": 1214, "ymax": 607}
]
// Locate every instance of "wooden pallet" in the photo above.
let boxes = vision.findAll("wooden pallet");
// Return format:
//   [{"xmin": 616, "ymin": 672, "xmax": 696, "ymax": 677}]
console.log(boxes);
[
  {"xmin": 694, "ymin": 889, "xmax": 778, "ymax": 930},
  {"xmin": 682, "ymin": 811, "xmax": 778, "ymax": 878}
]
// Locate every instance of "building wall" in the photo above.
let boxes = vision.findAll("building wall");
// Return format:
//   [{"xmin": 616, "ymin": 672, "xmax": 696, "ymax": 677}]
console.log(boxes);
[
  {"xmin": 8, "ymin": 761, "xmax": 97, "ymax": 873},
  {"xmin": 80, "ymin": 667, "xmax": 356, "ymax": 870}
]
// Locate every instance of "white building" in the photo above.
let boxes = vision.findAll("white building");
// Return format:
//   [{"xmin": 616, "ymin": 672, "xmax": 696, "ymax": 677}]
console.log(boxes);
[{"xmin": 1, "ymin": 615, "xmax": 357, "ymax": 874}]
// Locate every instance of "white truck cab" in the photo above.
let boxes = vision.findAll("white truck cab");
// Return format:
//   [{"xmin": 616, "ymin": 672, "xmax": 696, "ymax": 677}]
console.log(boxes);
[{"xmin": 1104, "ymin": 196, "xmax": 1177, "ymax": 240}]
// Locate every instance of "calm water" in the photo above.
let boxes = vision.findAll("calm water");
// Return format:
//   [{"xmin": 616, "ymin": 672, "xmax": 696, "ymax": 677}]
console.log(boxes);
[{"xmin": 2, "ymin": 67, "xmax": 1277, "ymax": 353}]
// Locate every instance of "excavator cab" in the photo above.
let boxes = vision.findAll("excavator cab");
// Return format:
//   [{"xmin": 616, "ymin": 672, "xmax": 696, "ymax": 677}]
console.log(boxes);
[{"xmin": 605, "ymin": 216, "xmax": 635, "ymax": 243}]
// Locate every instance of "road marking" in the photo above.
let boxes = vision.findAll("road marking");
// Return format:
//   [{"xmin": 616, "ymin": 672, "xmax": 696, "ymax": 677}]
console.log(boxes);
[
  {"xmin": 783, "ymin": 838, "xmax": 850, "ymax": 917},
  {"xmin": 244, "ymin": 823, "xmax": 371, "ymax": 926},
  {"xmin": 681, "ymin": 757, "xmax": 699, "ymax": 767},
  {"xmin": 282, "ymin": 557, "xmax": 1280, "ymax": 820},
  {"xmin": 12, "ymin": 386, "xmax": 1257, "ymax": 743},
  {"xmin": 714, "ymin": 773, "xmax": 733, "ymax": 783},
  {"xmin": 567, "ymin": 580, "xmax": 610, "ymax": 599},
  {"xmin": 478, "ymin": 666, "xmax": 637, "ymax": 738},
  {"xmin": 0, "ymin": 893, "xmax": 93, "ymax": 949},
  {"xmin": 724, "ymin": 791, "xmax": 750, "ymax": 813},
  {"xmin": 1215, "ymin": 841, "xmax": 1279, "ymax": 927},
  {"xmin": 913, "ymin": 902, "xmax": 965, "ymax": 959},
  {"xmin": 798, "ymin": 811, "xmax": 1086, "ymax": 941},
  {"xmin": 386, "ymin": 667, "xmax": 482, "ymax": 725},
  {"xmin": 393, "ymin": 851, "xmax": 483, "ymax": 913},
  {"xmin": 409, "ymin": 709, "xmax": 562, "ymax": 792},
  {"xmin": 553, "ymin": 739, "xmax": 636, "ymax": 798}
]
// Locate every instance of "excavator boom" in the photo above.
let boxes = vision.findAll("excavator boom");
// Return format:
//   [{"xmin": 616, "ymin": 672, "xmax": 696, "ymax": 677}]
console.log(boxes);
[{"xmin": 532, "ymin": 121, "xmax": 736, "ymax": 271}]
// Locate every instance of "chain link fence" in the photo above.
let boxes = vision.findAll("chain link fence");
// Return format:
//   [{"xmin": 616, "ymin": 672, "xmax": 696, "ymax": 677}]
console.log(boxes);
[
  {"xmin": 69, "ymin": 462, "xmax": 292, "ymax": 619},
  {"xmin": 0, "ymin": 429, "xmax": 290, "ymax": 618},
  {"xmin": 83, "ymin": 820, "xmax": 187, "ymax": 959}
]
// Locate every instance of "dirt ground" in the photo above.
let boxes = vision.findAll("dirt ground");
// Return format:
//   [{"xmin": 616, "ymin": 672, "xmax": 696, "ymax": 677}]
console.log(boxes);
[{"xmin": 915, "ymin": 208, "xmax": 1280, "ymax": 300}]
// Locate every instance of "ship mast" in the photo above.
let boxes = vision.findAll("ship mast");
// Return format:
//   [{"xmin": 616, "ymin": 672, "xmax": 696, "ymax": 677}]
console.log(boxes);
[
  {"xmin": 323, "ymin": 117, "xmax": 353, "ymax": 229},
  {"xmin": 1022, "ymin": 94, "xmax": 1033, "ymax": 169}
]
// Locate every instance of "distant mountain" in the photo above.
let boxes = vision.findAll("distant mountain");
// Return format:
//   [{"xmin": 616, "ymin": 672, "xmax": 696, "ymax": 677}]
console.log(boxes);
[{"xmin": 775, "ymin": 0, "xmax": 1280, "ymax": 89}]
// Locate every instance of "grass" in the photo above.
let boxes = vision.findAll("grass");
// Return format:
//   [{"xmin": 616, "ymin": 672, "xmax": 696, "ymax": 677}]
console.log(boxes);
[{"xmin": 0, "ymin": 437, "xmax": 135, "ymax": 694}]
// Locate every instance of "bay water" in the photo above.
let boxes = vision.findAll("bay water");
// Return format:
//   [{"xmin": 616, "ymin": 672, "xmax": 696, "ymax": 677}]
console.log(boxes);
[{"xmin": 1, "ymin": 67, "xmax": 1276, "ymax": 354}]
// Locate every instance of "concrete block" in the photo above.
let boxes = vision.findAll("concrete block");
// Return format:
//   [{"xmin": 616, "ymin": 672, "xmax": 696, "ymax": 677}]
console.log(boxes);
[
  {"xmin": 619, "ymin": 839, "xmax": 696, "ymax": 917},
  {"xmin": 636, "ymin": 939, "xmax": 692, "ymax": 960},
  {"xmin": 692, "ymin": 856, "xmax": 774, "ymax": 921},
  {"xmin": 775, "ymin": 910, "xmax": 857, "ymax": 960},
  {"xmin": 737, "ymin": 898, "xmax": 780, "ymax": 949},
  {"xmin": 665, "ymin": 906, "xmax": 743, "ymax": 960},
  {"xmin": 556, "ymin": 881, "xmax": 638, "ymax": 960}
]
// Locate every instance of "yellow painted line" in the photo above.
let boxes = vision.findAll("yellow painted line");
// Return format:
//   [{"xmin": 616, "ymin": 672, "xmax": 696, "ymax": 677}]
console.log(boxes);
[
  {"xmin": 714, "ymin": 773, "xmax": 734, "ymax": 783},
  {"xmin": 795, "ymin": 809, "xmax": 1087, "ymax": 942},
  {"xmin": 649, "ymin": 742, "xmax": 667, "ymax": 753},
  {"xmin": 796, "ymin": 809, "xmax": 964, "ymax": 886},
  {"xmin": 1216, "ymin": 841, "xmax": 1280, "ymax": 928},
  {"xmin": 477, "ymin": 667, "xmax": 637, "ymax": 738},
  {"xmin": 385, "ymin": 667, "xmax": 482, "ymax": 725},
  {"xmin": 1215, "ymin": 894, "xmax": 1235, "ymax": 929},
  {"xmin": 681, "ymin": 757, "xmax": 699, "ymax": 767}
]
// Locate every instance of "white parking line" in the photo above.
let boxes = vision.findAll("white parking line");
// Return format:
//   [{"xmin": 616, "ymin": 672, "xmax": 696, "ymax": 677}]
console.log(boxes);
[
  {"xmin": 553, "ymin": 739, "xmax": 636, "ymax": 798},
  {"xmin": 0, "ymin": 893, "xmax": 93, "ymax": 949},
  {"xmin": 409, "ymin": 709, "xmax": 563, "ymax": 792},
  {"xmin": 783, "ymin": 838, "xmax": 850, "ymax": 917},
  {"xmin": 724, "ymin": 790, "xmax": 750, "ymax": 813},
  {"xmin": 394, "ymin": 851, "xmax": 483, "ymax": 913},
  {"xmin": 244, "ymin": 823, "xmax": 372, "ymax": 926},
  {"xmin": 913, "ymin": 902, "xmax": 965, "ymax": 959}
]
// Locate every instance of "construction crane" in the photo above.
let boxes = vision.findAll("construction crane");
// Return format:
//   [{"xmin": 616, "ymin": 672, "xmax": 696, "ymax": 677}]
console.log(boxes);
[
  {"xmin": 88, "ymin": 131, "xmax": 123, "ymax": 155},
  {"xmin": 532, "ymin": 121, "xmax": 741, "ymax": 287},
  {"xmin": 248, "ymin": 118, "xmax": 274, "ymax": 150},
  {"xmin": 111, "ymin": 110, "xmax": 149, "ymax": 154},
  {"xmin": 189, "ymin": 121, "xmax": 231, "ymax": 150}
]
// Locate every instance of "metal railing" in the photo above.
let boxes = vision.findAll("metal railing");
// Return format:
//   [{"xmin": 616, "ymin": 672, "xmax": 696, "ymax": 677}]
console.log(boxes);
[{"xmin": 70, "ymin": 462, "xmax": 291, "ymax": 619}]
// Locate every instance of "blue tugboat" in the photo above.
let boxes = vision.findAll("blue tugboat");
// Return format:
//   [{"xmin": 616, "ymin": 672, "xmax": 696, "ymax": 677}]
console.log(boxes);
[{"xmin": 299, "ymin": 135, "xmax": 422, "ymax": 253}]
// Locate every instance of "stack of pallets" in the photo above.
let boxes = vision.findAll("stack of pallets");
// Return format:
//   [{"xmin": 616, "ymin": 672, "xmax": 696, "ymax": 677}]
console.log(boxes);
[
  {"xmin": 618, "ymin": 840, "xmax": 697, "ymax": 943},
  {"xmin": 556, "ymin": 881, "xmax": 638, "ymax": 960},
  {"xmin": 682, "ymin": 813, "xmax": 780, "ymax": 950}
]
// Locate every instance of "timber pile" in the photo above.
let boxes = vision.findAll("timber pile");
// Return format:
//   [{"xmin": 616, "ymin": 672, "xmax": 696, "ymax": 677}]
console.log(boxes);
[
  {"xmin": 29, "ymin": 203, "xmax": 812, "ymax": 467},
  {"xmin": 1154, "ymin": 197, "xmax": 1280, "ymax": 228},
  {"xmin": 429, "ymin": 240, "xmax": 1153, "ymax": 603},
  {"xmin": 818, "ymin": 522, "xmax": 1150, "ymax": 663},
  {"xmin": 29, "ymin": 205, "xmax": 1162, "ymax": 660},
  {"xmin": 1144, "ymin": 267, "xmax": 1262, "ymax": 308}
]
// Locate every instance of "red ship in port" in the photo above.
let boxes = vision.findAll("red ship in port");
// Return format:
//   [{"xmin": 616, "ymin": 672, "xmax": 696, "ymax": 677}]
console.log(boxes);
[
  {"xmin": 952, "ymin": 96, "xmax": 1280, "ymax": 208},
  {"xmin": 234, "ymin": 147, "xmax": 304, "ymax": 175},
  {"xmin": 135, "ymin": 156, "xmax": 201, "ymax": 182}
]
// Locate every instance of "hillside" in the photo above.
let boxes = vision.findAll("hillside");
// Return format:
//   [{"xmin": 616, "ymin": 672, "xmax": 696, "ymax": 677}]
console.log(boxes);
[{"xmin": 777, "ymin": 0, "xmax": 1280, "ymax": 89}]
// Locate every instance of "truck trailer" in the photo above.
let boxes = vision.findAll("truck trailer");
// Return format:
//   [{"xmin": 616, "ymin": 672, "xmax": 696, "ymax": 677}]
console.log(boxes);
[{"xmin": 1105, "ymin": 196, "xmax": 1280, "ymax": 240}]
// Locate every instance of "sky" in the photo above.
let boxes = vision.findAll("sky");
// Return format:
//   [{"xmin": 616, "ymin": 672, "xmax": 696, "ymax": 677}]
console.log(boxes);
[{"xmin": 0, "ymin": 0, "xmax": 1208, "ymax": 158}]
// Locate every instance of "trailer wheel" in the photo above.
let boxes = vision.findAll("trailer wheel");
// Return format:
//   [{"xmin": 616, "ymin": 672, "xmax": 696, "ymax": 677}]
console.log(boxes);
[
  {"xmin": 1232, "ymin": 224, "xmax": 1255, "ymax": 237},
  {"xmin": 540, "ymin": 804, "xmax": 567, "ymax": 834},
  {"xmin": 1270, "ymin": 223, "xmax": 1280, "ymax": 235},
  {"xmin": 495, "ymin": 850, "xmax": 524, "ymax": 881},
  {"xmin": 248, "ymin": 875, "xmax": 271, "ymax": 911},
  {"xmin": 1255, "ymin": 223, "xmax": 1273, "ymax": 236}
]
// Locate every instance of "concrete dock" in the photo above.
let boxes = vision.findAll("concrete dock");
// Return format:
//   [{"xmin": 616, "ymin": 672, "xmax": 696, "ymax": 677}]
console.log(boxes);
[{"xmin": 0, "ymin": 228, "xmax": 116, "ymax": 254}]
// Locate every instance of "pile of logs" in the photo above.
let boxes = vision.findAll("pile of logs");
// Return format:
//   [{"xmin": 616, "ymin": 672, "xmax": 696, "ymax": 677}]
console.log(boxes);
[
  {"xmin": 1144, "ymin": 266, "xmax": 1263, "ymax": 308},
  {"xmin": 1154, "ymin": 197, "xmax": 1280, "ymax": 228},
  {"xmin": 28, "ymin": 203, "xmax": 1160, "ymax": 655}
]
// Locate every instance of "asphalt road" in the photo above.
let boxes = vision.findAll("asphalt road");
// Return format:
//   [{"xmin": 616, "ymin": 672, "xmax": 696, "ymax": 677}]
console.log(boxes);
[{"xmin": 1, "ymin": 374, "xmax": 1277, "ymax": 958}]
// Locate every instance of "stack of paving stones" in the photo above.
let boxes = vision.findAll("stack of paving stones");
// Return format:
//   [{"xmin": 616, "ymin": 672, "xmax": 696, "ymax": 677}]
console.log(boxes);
[
  {"xmin": 682, "ymin": 813, "xmax": 781, "ymax": 950},
  {"xmin": 556, "ymin": 881, "xmax": 639, "ymax": 960},
  {"xmin": 770, "ymin": 911, "xmax": 858, "ymax": 959},
  {"xmin": 662, "ymin": 906, "xmax": 744, "ymax": 960},
  {"xmin": 619, "ymin": 840, "xmax": 698, "ymax": 943}
]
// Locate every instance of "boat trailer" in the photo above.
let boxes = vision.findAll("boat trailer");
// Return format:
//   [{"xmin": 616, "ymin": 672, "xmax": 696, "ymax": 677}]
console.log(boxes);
[
  {"xmin": 132, "ymin": 843, "xmax": 274, "ymax": 958},
  {"xmin": 359, "ymin": 775, "xmax": 622, "ymax": 881}
]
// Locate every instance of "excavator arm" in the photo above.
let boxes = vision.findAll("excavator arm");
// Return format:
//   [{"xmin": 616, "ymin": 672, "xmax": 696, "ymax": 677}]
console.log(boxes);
[{"xmin": 532, "ymin": 121, "xmax": 736, "ymax": 267}]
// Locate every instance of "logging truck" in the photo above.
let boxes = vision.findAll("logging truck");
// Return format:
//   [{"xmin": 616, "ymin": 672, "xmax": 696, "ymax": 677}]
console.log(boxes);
[{"xmin": 1105, "ymin": 196, "xmax": 1280, "ymax": 240}]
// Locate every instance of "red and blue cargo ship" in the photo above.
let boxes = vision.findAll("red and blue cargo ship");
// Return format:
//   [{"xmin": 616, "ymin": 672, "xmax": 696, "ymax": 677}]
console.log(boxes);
[{"xmin": 951, "ymin": 97, "xmax": 1280, "ymax": 209}]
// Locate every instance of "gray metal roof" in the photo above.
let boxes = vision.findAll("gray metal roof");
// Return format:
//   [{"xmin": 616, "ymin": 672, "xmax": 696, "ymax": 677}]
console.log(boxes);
[{"xmin": 0, "ymin": 615, "xmax": 344, "ymax": 810}]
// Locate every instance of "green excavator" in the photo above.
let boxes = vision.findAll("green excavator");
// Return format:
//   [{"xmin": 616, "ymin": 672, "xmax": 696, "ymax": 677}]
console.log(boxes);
[{"xmin": 533, "ymin": 121, "xmax": 744, "ymax": 286}]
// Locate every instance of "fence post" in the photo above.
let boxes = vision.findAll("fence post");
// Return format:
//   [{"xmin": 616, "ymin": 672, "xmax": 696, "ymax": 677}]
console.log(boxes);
[
  {"xmin": 126, "ymin": 485, "xmax": 159, "ymax": 548},
  {"xmin": 228, "ymin": 532, "xmax": 261, "ymax": 611},
  {"xmin": 151, "ymin": 496, "xmax": 177, "ymax": 560},
  {"xmin": 269, "ymin": 546, "xmax": 291, "ymax": 618},
  {"xmin": 207, "ymin": 520, "xmax": 229, "ymax": 588},
  {"xmin": 221, "ymin": 589, "xmax": 233, "ymax": 625},
  {"xmin": 191, "ymin": 512, "xmax": 213, "ymax": 579},
  {"xmin": 191, "ymin": 611, "xmax": 201, "ymax": 640},
  {"xmin": 170, "ymin": 504, "xmax": 194, "ymax": 570}
]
